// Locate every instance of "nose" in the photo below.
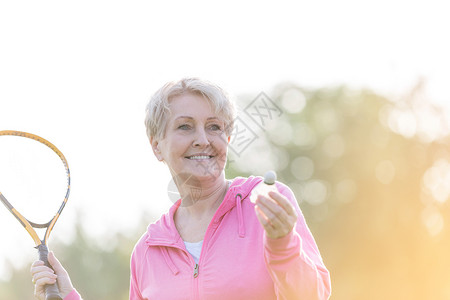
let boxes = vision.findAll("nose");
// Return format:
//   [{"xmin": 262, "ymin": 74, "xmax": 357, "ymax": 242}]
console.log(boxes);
[{"xmin": 193, "ymin": 127, "xmax": 210, "ymax": 147}]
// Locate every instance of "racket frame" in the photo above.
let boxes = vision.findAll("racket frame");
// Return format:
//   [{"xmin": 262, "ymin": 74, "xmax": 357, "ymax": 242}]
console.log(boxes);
[{"xmin": 0, "ymin": 130, "xmax": 71, "ymax": 300}]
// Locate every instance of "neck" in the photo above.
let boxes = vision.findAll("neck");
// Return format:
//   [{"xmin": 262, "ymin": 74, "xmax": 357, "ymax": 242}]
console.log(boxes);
[{"xmin": 176, "ymin": 172, "xmax": 229, "ymax": 218}]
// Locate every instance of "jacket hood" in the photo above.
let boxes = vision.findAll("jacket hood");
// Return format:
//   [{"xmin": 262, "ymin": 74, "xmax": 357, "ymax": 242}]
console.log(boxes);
[{"xmin": 145, "ymin": 176, "xmax": 263, "ymax": 247}]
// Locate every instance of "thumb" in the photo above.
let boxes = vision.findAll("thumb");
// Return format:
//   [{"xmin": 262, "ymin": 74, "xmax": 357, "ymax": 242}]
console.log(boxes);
[
  {"xmin": 47, "ymin": 251, "xmax": 75, "ymax": 297},
  {"xmin": 48, "ymin": 252, "xmax": 67, "ymax": 275}
]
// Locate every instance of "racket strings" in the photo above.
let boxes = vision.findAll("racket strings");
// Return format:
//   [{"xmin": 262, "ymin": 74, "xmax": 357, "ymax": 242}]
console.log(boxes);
[{"xmin": 0, "ymin": 131, "xmax": 70, "ymax": 225}]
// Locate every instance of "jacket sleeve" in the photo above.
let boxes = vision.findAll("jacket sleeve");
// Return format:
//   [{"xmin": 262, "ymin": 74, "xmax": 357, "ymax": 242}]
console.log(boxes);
[
  {"xmin": 130, "ymin": 242, "xmax": 145, "ymax": 300},
  {"xmin": 263, "ymin": 183, "xmax": 331, "ymax": 300},
  {"xmin": 64, "ymin": 289, "xmax": 82, "ymax": 300}
]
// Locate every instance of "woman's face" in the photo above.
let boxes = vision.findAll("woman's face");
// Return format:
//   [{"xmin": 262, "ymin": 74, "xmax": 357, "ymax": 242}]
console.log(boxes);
[{"xmin": 152, "ymin": 93, "xmax": 230, "ymax": 182}]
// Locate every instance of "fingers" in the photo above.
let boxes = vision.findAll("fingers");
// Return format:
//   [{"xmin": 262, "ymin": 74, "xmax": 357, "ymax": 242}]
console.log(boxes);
[
  {"xmin": 35, "ymin": 271, "xmax": 58, "ymax": 285},
  {"xmin": 31, "ymin": 259, "xmax": 45, "ymax": 268},
  {"xmin": 256, "ymin": 196, "xmax": 288, "ymax": 227},
  {"xmin": 267, "ymin": 191, "xmax": 298, "ymax": 218},
  {"xmin": 30, "ymin": 261, "xmax": 57, "ymax": 300},
  {"xmin": 30, "ymin": 252, "xmax": 75, "ymax": 299},
  {"xmin": 254, "ymin": 204, "xmax": 286, "ymax": 234},
  {"xmin": 254, "ymin": 191, "xmax": 298, "ymax": 239},
  {"xmin": 31, "ymin": 261, "xmax": 56, "ymax": 283}
]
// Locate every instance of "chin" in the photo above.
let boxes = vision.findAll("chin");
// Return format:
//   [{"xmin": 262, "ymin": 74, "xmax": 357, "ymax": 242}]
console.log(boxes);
[{"xmin": 187, "ymin": 166, "xmax": 225, "ymax": 182}]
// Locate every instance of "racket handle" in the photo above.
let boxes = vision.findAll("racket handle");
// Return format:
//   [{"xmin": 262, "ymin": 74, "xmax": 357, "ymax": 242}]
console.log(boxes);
[{"xmin": 37, "ymin": 244, "xmax": 63, "ymax": 300}]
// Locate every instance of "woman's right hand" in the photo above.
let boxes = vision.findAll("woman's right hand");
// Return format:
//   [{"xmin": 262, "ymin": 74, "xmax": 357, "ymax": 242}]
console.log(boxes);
[{"xmin": 30, "ymin": 251, "xmax": 74, "ymax": 299}]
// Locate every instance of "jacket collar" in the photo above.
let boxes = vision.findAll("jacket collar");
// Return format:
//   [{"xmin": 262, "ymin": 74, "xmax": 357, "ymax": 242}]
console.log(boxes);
[{"xmin": 145, "ymin": 176, "xmax": 263, "ymax": 247}]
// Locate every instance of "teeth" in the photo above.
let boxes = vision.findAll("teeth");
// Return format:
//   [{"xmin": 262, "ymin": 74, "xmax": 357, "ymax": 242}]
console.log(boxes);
[{"xmin": 188, "ymin": 155, "xmax": 211, "ymax": 160}]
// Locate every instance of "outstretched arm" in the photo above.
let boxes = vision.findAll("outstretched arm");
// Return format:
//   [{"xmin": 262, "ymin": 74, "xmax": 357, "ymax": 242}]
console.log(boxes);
[{"xmin": 255, "ymin": 184, "xmax": 331, "ymax": 299}]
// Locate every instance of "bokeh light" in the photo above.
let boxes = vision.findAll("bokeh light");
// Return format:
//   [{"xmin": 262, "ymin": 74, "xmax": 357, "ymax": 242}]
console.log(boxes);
[
  {"xmin": 293, "ymin": 122, "xmax": 317, "ymax": 149},
  {"xmin": 281, "ymin": 88, "xmax": 307, "ymax": 114},
  {"xmin": 290, "ymin": 156, "xmax": 315, "ymax": 181},
  {"xmin": 300, "ymin": 179, "xmax": 328, "ymax": 206},
  {"xmin": 422, "ymin": 159, "xmax": 450, "ymax": 204}
]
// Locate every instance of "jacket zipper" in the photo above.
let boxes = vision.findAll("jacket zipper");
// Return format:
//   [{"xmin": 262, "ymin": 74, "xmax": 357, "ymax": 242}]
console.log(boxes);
[
  {"xmin": 193, "ymin": 261, "xmax": 200, "ymax": 299},
  {"xmin": 192, "ymin": 187, "xmax": 231, "ymax": 299},
  {"xmin": 193, "ymin": 263, "xmax": 199, "ymax": 278}
]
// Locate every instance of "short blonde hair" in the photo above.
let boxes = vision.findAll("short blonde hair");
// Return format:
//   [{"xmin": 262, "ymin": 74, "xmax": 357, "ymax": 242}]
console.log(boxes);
[{"xmin": 145, "ymin": 78, "xmax": 236, "ymax": 141}]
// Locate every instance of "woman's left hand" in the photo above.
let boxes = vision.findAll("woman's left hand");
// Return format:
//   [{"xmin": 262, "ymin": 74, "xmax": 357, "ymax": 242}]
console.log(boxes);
[{"xmin": 254, "ymin": 191, "xmax": 298, "ymax": 239}]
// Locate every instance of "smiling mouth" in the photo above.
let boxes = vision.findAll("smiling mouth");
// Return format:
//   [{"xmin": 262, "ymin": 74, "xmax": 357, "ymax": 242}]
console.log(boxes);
[{"xmin": 186, "ymin": 155, "xmax": 214, "ymax": 160}]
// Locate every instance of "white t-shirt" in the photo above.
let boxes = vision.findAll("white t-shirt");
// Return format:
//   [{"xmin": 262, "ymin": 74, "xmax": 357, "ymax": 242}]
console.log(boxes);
[{"xmin": 184, "ymin": 240, "xmax": 203, "ymax": 263}]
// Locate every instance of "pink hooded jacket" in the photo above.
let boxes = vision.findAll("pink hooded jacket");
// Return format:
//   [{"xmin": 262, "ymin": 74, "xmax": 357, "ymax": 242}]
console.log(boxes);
[{"xmin": 64, "ymin": 176, "xmax": 331, "ymax": 300}]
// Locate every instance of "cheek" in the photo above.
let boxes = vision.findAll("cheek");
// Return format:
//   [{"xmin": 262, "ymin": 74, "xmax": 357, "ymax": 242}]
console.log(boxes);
[
  {"xmin": 212, "ymin": 136, "xmax": 229, "ymax": 157},
  {"xmin": 168, "ymin": 136, "xmax": 192, "ymax": 154}
]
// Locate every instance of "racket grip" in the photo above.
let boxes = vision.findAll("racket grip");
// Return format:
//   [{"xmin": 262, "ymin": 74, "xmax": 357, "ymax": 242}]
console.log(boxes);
[{"xmin": 37, "ymin": 244, "xmax": 62, "ymax": 300}]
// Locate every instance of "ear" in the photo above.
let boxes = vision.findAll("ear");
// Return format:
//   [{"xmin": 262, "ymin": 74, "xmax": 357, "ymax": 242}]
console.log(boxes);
[{"xmin": 150, "ymin": 136, "xmax": 164, "ymax": 161}]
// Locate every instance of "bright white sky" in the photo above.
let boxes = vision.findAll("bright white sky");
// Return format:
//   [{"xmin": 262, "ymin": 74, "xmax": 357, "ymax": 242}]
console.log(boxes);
[{"xmin": 0, "ymin": 0, "xmax": 449, "ymax": 280}]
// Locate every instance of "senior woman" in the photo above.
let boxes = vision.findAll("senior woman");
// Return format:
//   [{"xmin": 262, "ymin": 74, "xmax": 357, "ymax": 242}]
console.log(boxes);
[{"xmin": 31, "ymin": 78, "xmax": 331, "ymax": 299}]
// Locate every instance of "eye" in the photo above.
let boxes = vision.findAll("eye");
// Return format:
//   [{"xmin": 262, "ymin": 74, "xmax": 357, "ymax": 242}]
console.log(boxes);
[
  {"xmin": 178, "ymin": 124, "xmax": 191, "ymax": 130},
  {"xmin": 209, "ymin": 124, "xmax": 222, "ymax": 131}
]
